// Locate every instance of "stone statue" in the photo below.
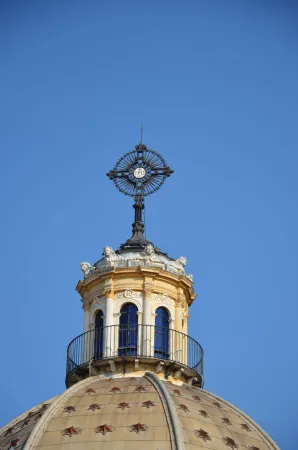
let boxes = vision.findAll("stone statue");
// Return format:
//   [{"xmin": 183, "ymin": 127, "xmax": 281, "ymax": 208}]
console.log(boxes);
[
  {"xmin": 186, "ymin": 274, "xmax": 193, "ymax": 282},
  {"xmin": 80, "ymin": 262, "xmax": 95, "ymax": 278},
  {"xmin": 103, "ymin": 246, "xmax": 120, "ymax": 268},
  {"xmin": 168, "ymin": 256, "xmax": 187, "ymax": 274},
  {"xmin": 141, "ymin": 244, "xmax": 163, "ymax": 266}
]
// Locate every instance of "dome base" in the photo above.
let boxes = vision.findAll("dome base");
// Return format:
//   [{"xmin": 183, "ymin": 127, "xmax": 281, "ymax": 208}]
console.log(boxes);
[{"xmin": 66, "ymin": 356, "xmax": 203, "ymax": 389}]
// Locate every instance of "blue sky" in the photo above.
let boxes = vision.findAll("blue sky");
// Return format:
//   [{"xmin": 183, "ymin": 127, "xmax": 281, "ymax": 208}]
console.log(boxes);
[{"xmin": 0, "ymin": 1, "xmax": 298, "ymax": 448}]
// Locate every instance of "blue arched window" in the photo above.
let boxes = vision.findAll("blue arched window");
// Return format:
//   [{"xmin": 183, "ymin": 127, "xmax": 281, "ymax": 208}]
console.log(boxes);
[
  {"xmin": 154, "ymin": 307, "xmax": 169, "ymax": 359},
  {"xmin": 94, "ymin": 310, "xmax": 104, "ymax": 359},
  {"xmin": 119, "ymin": 303, "xmax": 138, "ymax": 356}
]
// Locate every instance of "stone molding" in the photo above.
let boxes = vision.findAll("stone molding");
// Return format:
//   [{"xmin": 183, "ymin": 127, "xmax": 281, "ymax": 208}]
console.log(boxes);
[
  {"xmin": 144, "ymin": 372, "xmax": 185, "ymax": 450},
  {"xmin": 76, "ymin": 266, "xmax": 196, "ymax": 307}
]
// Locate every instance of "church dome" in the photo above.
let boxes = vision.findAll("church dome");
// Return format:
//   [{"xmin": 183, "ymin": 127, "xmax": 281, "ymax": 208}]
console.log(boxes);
[{"xmin": 0, "ymin": 375, "xmax": 278, "ymax": 450}]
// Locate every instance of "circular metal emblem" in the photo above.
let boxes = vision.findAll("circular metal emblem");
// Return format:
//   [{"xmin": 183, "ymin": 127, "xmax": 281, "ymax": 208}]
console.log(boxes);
[
  {"xmin": 133, "ymin": 167, "xmax": 146, "ymax": 179},
  {"xmin": 107, "ymin": 144, "xmax": 173, "ymax": 198}
]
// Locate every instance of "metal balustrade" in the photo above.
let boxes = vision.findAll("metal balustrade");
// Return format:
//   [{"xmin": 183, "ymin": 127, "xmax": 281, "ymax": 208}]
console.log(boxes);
[{"xmin": 66, "ymin": 325, "xmax": 203, "ymax": 382}]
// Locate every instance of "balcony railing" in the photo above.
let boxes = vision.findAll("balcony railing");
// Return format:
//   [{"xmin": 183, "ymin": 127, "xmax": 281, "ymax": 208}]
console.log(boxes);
[{"xmin": 66, "ymin": 325, "xmax": 203, "ymax": 384}]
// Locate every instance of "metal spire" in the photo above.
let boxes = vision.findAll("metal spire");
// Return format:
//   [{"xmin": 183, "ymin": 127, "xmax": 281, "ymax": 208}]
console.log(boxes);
[{"xmin": 140, "ymin": 124, "xmax": 143, "ymax": 144}]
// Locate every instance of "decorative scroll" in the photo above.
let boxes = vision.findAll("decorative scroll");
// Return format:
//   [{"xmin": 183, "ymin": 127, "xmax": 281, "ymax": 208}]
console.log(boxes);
[{"xmin": 116, "ymin": 289, "xmax": 142, "ymax": 299}]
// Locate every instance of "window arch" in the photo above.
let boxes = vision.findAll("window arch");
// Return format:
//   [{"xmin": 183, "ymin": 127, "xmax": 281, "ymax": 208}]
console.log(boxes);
[
  {"xmin": 154, "ymin": 307, "xmax": 169, "ymax": 359},
  {"xmin": 119, "ymin": 303, "xmax": 138, "ymax": 356},
  {"xmin": 94, "ymin": 309, "xmax": 104, "ymax": 359}
]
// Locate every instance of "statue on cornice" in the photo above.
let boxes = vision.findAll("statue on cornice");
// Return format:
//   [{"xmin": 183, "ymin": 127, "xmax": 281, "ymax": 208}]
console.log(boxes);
[
  {"xmin": 168, "ymin": 256, "xmax": 187, "ymax": 274},
  {"xmin": 80, "ymin": 262, "xmax": 95, "ymax": 278},
  {"xmin": 141, "ymin": 244, "xmax": 164, "ymax": 267},
  {"xmin": 103, "ymin": 246, "xmax": 122, "ymax": 268}
]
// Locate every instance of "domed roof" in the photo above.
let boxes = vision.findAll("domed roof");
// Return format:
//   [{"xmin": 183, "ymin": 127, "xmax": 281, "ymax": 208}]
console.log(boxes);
[
  {"xmin": 0, "ymin": 395, "xmax": 59, "ymax": 450},
  {"xmin": 1, "ymin": 375, "xmax": 278, "ymax": 450}
]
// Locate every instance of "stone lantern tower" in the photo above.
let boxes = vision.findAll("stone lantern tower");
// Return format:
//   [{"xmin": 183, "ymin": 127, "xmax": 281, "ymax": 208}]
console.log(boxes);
[{"xmin": 0, "ymin": 141, "xmax": 279, "ymax": 450}]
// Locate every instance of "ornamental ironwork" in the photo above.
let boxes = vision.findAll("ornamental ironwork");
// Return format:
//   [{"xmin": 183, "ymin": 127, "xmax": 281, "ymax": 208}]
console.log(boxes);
[
  {"xmin": 107, "ymin": 144, "xmax": 173, "ymax": 198},
  {"xmin": 106, "ymin": 136, "xmax": 173, "ymax": 249}
]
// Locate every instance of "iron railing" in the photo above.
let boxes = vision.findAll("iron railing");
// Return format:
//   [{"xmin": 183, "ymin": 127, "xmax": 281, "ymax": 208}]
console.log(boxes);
[{"xmin": 66, "ymin": 325, "xmax": 203, "ymax": 379}]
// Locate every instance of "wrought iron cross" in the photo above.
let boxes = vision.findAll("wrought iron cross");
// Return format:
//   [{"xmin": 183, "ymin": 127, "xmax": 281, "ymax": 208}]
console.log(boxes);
[{"xmin": 107, "ymin": 141, "xmax": 174, "ymax": 249}]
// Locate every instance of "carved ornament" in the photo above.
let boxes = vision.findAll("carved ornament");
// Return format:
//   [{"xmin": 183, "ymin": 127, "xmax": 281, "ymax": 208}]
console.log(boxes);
[
  {"xmin": 103, "ymin": 280, "xmax": 114, "ymax": 298},
  {"xmin": 91, "ymin": 297, "xmax": 105, "ymax": 308},
  {"xmin": 81, "ymin": 299, "xmax": 91, "ymax": 311},
  {"xmin": 116, "ymin": 289, "xmax": 142, "ymax": 299},
  {"xmin": 152, "ymin": 293, "xmax": 175, "ymax": 308},
  {"xmin": 177, "ymin": 293, "xmax": 187, "ymax": 307}
]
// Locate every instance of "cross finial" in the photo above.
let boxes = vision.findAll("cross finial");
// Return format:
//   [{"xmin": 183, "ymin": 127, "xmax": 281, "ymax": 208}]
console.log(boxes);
[{"xmin": 140, "ymin": 124, "xmax": 143, "ymax": 144}]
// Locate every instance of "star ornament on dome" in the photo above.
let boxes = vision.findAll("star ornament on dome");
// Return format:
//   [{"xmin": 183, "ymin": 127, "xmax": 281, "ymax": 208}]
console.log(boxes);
[
  {"xmin": 198, "ymin": 410, "xmax": 209, "ymax": 419},
  {"xmin": 21, "ymin": 418, "xmax": 31, "ymax": 428},
  {"xmin": 222, "ymin": 417, "xmax": 232, "ymax": 426},
  {"xmin": 110, "ymin": 386, "xmax": 121, "ymax": 393},
  {"xmin": 142, "ymin": 400, "xmax": 155, "ymax": 408},
  {"xmin": 223, "ymin": 437, "xmax": 238, "ymax": 449},
  {"xmin": 247, "ymin": 446, "xmax": 260, "ymax": 450},
  {"xmin": 63, "ymin": 406, "xmax": 76, "ymax": 413},
  {"xmin": 172, "ymin": 389, "xmax": 182, "ymax": 396},
  {"xmin": 192, "ymin": 395, "xmax": 202, "ymax": 402},
  {"xmin": 85, "ymin": 388, "xmax": 96, "ymax": 395},
  {"xmin": 96, "ymin": 424, "xmax": 113, "ymax": 435},
  {"xmin": 134, "ymin": 385, "xmax": 148, "ymax": 392},
  {"xmin": 118, "ymin": 402, "xmax": 130, "ymax": 410},
  {"xmin": 178, "ymin": 404, "xmax": 190, "ymax": 413},
  {"xmin": 130, "ymin": 422, "xmax": 148, "ymax": 434},
  {"xmin": 62, "ymin": 426, "xmax": 81, "ymax": 437},
  {"xmin": 194, "ymin": 428, "xmax": 211, "ymax": 442},
  {"xmin": 4, "ymin": 427, "xmax": 14, "ymax": 437},
  {"xmin": 88, "ymin": 403, "xmax": 101, "ymax": 411},
  {"xmin": 213, "ymin": 401, "xmax": 222, "ymax": 409},
  {"xmin": 241, "ymin": 423, "xmax": 252, "ymax": 432},
  {"xmin": 9, "ymin": 437, "xmax": 21, "ymax": 448}
]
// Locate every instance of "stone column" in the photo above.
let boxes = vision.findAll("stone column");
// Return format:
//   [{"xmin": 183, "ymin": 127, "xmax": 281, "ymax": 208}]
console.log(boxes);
[
  {"xmin": 103, "ymin": 280, "xmax": 114, "ymax": 358},
  {"xmin": 81, "ymin": 300, "xmax": 92, "ymax": 363},
  {"xmin": 81, "ymin": 299, "xmax": 91, "ymax": 332},
  {"xmin": 174, "ymin": 292, "xmax": 185, "ymax": 364},
  {"xmin": 143, "ymin": 280, "xmax": 153, "ymax": 356},
  {"xmin": 183, "ymin": 309, "xmax": 189, "ymax": 366},
  {"xmin": 169, "ymin": 318, "xmax": 175, "ymax": 360}
]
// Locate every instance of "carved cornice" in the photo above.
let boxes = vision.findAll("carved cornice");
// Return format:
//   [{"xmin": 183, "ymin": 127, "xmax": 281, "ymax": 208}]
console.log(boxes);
[{"xmin": 76, "ymin": 266, "xmax": 197, "ymax": 306}]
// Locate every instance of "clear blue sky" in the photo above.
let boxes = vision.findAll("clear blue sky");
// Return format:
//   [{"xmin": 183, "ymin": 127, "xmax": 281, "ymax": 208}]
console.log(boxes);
[{"xmin": 1, "ymin": 1, "xmax": 297, "ymax": 448}]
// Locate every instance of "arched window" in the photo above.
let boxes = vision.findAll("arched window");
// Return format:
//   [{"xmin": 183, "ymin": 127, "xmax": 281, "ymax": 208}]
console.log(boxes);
[
  {"xmin": 154, "ymin": 307, "xmax": 169, "ymax": 359},
  {"xmin": 94, "ymin": 310, "xmax": 104, "ymax": 359},
  {"xmin": 119, "ymin": 303, "xmax": 138, "ymax": 356}
]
